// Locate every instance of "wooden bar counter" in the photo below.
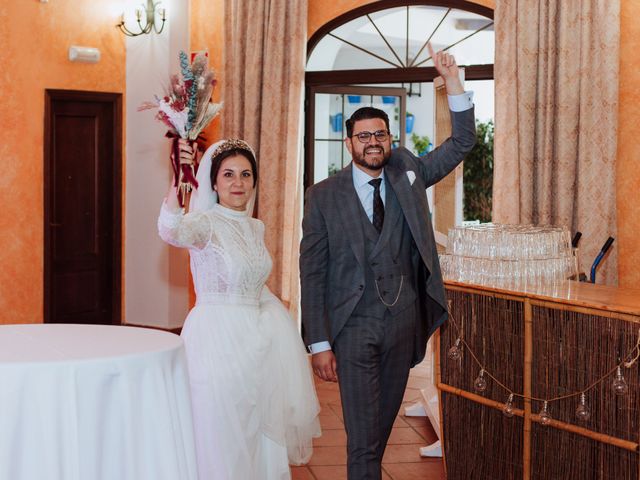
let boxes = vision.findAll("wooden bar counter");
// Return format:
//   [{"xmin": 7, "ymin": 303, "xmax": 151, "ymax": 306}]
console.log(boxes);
[{"xmin": 438, "ymin": 280, "xmax": 640, "ymax": 479}]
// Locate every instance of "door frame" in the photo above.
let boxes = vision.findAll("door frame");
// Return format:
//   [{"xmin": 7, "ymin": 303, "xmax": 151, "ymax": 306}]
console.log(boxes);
[{"xmin": 43, "ymin": 89, "xmax": 123, "ymax": 324}]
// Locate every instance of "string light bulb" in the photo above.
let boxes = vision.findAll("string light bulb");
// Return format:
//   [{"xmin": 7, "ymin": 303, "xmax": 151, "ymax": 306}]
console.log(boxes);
[
  {"xmin": 575, "ymin": 392, "xmax": 591, "ymax": 421},
  {"xmin": 473, "ymin": 369, "xmax": 487, "ymax": 393},
  {"xmin": 441, "ymin": 314, "xmax": 640, "ymax": 426},
  {"xmin": 612, "ymin": 366, "xmax": 629, "ymax": 395},
  {"xmin": 448, "ymin": 338, "xmax": 463, "ymax": 361},
  {"xmin": 502, "ymin": 393, "xmax": 514, "ymax": 418},
  {"xmin": 539, "ymin": 401, "xmax": 552, "ymax": 426}
]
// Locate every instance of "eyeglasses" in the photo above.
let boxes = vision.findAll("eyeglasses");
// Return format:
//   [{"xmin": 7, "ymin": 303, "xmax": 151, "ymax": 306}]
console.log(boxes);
[{"xmin": 352, "ymin": 130, "xmax": 390, "ymax": 143}]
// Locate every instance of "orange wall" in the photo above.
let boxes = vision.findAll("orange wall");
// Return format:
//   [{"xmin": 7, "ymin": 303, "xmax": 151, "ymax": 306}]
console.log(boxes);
[
  {"xmin": 616, "ymin": 2, "xmax": 640, "ymax": 288},
  {"xmin": 190, "ymin": 0, "xmax": 224, "ymax": 143},
  {"xmin": 0, "ymin": 2, "xmax": 125, "ymax": 324}
]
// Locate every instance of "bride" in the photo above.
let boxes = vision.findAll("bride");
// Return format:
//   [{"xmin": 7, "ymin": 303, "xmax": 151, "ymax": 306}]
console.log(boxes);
[{"xmin": 158, "ymin": 138, "xmax": 321, "ymax": 480}]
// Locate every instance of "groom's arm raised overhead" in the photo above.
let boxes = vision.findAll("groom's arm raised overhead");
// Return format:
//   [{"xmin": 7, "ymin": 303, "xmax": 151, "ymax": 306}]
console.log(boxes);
[{"xmin": 400, "ymin": 43, "xmax": 475, "ymax": 187}]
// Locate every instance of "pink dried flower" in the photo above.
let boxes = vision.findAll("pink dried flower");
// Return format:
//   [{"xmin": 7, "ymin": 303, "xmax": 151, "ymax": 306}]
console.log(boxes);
[{"xmin": 140, "ymin": 50, "xmax": 222, "ymax": 140}]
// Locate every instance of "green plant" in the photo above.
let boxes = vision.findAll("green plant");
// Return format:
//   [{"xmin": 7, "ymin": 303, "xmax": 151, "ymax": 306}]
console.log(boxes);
[
  {"xmin": 463, "ymin": 119, "xmax": 494, "ymax": 223},
  {"xmin": 393, "ymin": 108, "xmax": 414, "ymax": 122},
  {"xmin": 410, "ymin": 133, "xmax": 431, "ymax": 156}
]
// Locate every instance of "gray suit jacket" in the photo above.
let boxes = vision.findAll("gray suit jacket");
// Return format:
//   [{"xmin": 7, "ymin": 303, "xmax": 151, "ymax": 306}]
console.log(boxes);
[{"xmin": 300, "ymin": 107, "xmax": 476, "ymax": 365}]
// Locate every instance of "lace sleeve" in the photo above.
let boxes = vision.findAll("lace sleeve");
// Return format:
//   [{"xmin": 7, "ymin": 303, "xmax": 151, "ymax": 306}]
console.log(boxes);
[{"xmin": 157, "ymin": 200, "xmax": 212, "ymax": 249}]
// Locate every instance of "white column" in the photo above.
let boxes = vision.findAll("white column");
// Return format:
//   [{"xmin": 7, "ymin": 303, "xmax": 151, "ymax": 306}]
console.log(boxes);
[{"xmin": 124, "ymin": 0, "xmax": 190, "ymax": 329}]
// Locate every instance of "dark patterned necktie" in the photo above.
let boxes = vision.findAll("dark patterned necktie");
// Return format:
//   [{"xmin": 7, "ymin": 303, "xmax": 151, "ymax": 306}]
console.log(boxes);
[{"xmin": 369, "ymin": 178, "xmax": 384, "ymax": 233}]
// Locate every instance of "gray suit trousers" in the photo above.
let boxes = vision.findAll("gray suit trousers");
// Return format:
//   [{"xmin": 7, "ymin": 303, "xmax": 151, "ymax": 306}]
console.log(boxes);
[{"xmin": 333, "ymin": 304, "xmax": 417, "ymax": 480}]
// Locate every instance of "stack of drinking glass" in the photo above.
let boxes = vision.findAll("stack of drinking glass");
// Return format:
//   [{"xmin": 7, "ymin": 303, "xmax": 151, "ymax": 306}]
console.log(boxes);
[{"xmin": 439, "ymin": 224, "xmax": 578, "ymax": 289}]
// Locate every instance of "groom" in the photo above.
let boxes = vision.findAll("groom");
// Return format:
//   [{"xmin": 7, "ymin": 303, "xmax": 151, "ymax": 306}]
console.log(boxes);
[{"xmin": 299, "ymin": 44, "xmax": 476, "ymax": 479}]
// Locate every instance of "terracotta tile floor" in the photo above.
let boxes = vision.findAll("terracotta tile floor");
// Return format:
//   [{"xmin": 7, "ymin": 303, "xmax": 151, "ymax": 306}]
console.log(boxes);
[{"xmin": 291, "ymin": 359, "xmax": 446, "ymax": 480}]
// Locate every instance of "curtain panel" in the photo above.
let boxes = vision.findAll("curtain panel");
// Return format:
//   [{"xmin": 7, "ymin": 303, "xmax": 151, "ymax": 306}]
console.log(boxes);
[
  {"xmin": 493, "ymin": 0, "xmax": 620, "ymax": 284},
  {"xmin": 222, "ymin": 0, "xmax": 307, "ymax": 309}
]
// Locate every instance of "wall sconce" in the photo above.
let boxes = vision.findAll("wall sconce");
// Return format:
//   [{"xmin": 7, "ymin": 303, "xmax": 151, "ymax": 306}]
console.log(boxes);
[{"xmin": 117, "ymin": 0, "xmax": 166, "ymax": 37}]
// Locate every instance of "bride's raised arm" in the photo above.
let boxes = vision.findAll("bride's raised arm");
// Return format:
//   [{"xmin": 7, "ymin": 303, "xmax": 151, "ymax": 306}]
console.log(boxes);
[
  {"xmin": 158, "ymin": 139, "xmax": 211, "ymax": 249},
  {"xmin": 157, "ymin": 198, "xmax": 212, "ymax": 250}
]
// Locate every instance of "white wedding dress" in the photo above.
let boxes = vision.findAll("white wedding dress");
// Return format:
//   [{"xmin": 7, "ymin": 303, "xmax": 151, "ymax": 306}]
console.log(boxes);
[{"xmin": 158, "ymin": 201, "xmax": 321, "ymax": 480}]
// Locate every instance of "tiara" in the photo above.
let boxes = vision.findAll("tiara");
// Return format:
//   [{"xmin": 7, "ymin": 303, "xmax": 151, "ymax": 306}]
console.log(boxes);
[{"xmin": 211, "ymin": 139, "xmax": 255, "ymax": 160}]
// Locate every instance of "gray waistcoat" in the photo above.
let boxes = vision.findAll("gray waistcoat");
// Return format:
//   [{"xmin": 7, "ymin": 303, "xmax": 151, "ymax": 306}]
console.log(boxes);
[{"xmin": 352, "ymin": 177, "xmax": 418, "ymax": 318}]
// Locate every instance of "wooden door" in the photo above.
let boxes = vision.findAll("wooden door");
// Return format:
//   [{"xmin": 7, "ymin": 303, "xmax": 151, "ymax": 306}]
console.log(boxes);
[{"xmin": 44, "ymin": 90, "xmax": 122, "ymax": 324}]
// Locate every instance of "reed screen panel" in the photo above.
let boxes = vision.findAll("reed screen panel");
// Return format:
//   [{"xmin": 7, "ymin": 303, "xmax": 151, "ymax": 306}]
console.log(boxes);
[
  {"xmin": 530, "ymin": 306, "xmax": 639, "ymax": 479},
  {"xmin": 440, "ymin": 286, "xmax": 640, "ymax": 479},
  {"xmin": 441, "ymin": 289, "xmax": 524, "ymax": 479}
]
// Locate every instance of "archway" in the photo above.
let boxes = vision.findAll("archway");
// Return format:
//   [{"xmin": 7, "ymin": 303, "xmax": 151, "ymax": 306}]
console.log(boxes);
[{"xmin": 304, "ymin": 1, "xmax": 494, "ymax": 227}]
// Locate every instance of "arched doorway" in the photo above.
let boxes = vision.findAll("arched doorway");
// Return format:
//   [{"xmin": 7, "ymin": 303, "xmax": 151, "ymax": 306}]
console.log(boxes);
[{"xmin": 305, "ymin": 0, "xmax": 494, "ymax": 231}]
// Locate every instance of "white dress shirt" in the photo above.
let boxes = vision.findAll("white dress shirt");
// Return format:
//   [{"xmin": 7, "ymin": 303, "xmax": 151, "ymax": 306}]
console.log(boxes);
[{"xmin": 353, "ymin": 166, "xmax": 386, "ymax": 222}]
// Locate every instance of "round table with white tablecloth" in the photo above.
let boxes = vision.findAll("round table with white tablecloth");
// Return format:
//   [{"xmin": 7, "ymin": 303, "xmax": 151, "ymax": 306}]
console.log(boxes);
[{"xmin": 0, "ymin": 324, "xmax": 198, "ymax": 480}]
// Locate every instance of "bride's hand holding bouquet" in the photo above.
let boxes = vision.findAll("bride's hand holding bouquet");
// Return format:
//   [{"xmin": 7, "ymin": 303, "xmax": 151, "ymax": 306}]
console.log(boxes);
[
  {"xmin": 140, "ymin": 51, "xmax": 222, "ymax": 207},
  {"xmin": 163, "ymin": 138, "xmax": 197, "ymax": 211}
]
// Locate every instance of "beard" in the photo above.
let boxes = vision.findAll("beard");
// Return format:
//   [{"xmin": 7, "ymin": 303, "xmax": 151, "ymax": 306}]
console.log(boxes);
[{"xmin": 352, "ymin": 144, "xmax": 391, "ymax": 171}]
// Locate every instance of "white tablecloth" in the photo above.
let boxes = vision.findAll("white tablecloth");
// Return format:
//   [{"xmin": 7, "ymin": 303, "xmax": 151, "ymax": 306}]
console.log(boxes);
[{"xmin": 0, "ymin": 324, "xmax": 198, "ymax": 480}]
